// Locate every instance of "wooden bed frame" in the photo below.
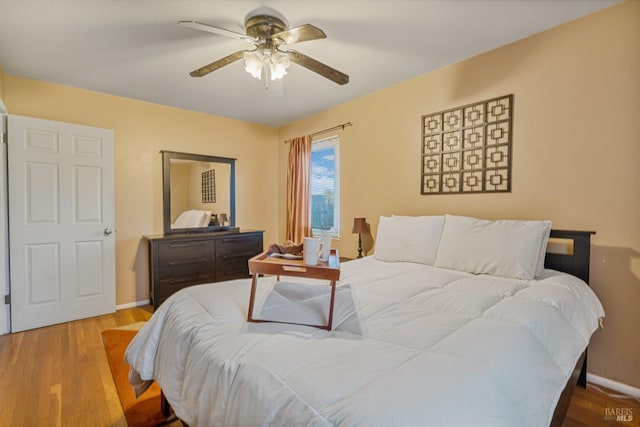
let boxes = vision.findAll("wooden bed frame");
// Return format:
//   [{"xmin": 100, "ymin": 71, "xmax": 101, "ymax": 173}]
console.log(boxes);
[
  {"xmin": 160, "ymin": 228, "xmax": 597, "ymax": 426},
  {"xmin": 545, "ymin": 229, "xmax": 595, "ymax": 426}
]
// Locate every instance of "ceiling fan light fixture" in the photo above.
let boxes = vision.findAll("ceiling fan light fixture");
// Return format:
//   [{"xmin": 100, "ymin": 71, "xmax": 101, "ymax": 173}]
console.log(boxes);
[
  {"xmin": 183, "ymin": 14, "xmax": 348, "ymax": 86},
  {"xmin": 244, "ymin": 49, "xmax": 290, "ymax": 83},
  {"xmin": 269, "ymin": 51, "xmax": 290, "ymax": 80},
  {"xmin": 244, "ymin": 51, "xmax": 264, "ymax": 79}
]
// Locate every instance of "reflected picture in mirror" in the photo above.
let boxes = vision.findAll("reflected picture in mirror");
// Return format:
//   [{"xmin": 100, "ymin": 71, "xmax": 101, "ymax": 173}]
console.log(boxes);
[
  {"xmin": 162, "ymin": 151, "xmax": 236, "ymax": 234},
  {"xmin": 201, "ymin": 168, "xmax": 216, "ymax": 203}
]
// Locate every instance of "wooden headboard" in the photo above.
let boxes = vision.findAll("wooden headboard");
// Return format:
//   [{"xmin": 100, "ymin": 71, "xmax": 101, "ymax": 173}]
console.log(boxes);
[
  {"xmin": 545, "ymin": 229, "xmax": 596, "ymax": 284},
  {"xmin": 544, "ymin": 229, "xmax": 595, "ymax": 391}
]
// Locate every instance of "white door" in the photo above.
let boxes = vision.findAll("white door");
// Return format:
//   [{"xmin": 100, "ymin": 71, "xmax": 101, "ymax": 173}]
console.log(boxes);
[
  {"xmin": 8, "ymin": 115, "xmax": 115, "ymax": 332},
  {"xmin": 0, "ymin": 112, "xmax": 8, "ymax": 335}
]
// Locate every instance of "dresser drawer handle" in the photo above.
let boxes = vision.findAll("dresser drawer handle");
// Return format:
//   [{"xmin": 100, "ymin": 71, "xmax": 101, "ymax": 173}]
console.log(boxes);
[
  {"xmin": 169, "ymin": 257, "xmax": 209, "ymax": 266},
  {"xmin": 220, "ymin": 238, "xmax": 256, "ymax": 244},
  {"xmin": 168, "ymin": 274, "xmax": 208, "ymax": 285},
  {"xmin": 220, "ymin": 238, "xmax": 241, "ymax": 243},
  {"xmin": 168, "ymin": 242, "xmax": 208, "ymax": 248}
]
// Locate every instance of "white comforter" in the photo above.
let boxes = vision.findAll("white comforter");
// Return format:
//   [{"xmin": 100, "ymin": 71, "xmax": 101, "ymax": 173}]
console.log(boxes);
[{"xmin": 125, "ymin": 257, "xmax": 604, "ymax": 427}]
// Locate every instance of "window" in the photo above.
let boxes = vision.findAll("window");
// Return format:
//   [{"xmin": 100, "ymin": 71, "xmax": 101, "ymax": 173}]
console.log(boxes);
[{"xmin": 310, "ymin": 136, "xmax": 340, "ymax": 237}]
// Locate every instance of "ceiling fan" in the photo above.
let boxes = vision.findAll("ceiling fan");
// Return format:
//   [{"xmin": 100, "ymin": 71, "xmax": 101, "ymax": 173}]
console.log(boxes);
[{"xmin": 178, "ymin": 14, "xmax": 349, "ymax": 86}]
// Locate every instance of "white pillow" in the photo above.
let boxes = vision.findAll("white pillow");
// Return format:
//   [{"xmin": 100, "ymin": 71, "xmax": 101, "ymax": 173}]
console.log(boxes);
[
  {"xmin": 192, "ymin": 210, "xmax": 211, "ymax": 227},
  {"xmin": 200, "ymin": 210, "xmax": 212, "ymax": 227},
  {"xmin": 174, "ymin": 210, "xmax": 211, "ymax": 228},
  {"xmin": 374, "ymin": 215, "xmax": 445, "ymax": 265},
  {"xmin": 535, "ymin": 224, "xmax": 552, "ymax": 277},
  {"xmin": 434, "ymin": 215, "xmax": 552, "ymax": 280},
  {"xmin": 174, "ymin": 210, "xmax": 195, "ymax": 228},
  {"xmin": 185, "ymin": 210, "xmax": 200, "ymax": 227}
]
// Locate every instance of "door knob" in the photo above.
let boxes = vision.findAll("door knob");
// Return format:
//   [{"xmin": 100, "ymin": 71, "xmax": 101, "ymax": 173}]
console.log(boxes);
[{"xmin": 104, "ymin": 228, "xmax": 114, "ymax": 235}]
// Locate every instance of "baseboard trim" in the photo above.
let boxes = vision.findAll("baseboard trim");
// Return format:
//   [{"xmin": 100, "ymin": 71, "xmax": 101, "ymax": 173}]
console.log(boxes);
[
  {"xmin": 116, "ymin": 300, "xmax": 150, "ymax": 310},
  {"xmin": 588, "ymin": 373, "xmax": 640, "ymax": 399}
]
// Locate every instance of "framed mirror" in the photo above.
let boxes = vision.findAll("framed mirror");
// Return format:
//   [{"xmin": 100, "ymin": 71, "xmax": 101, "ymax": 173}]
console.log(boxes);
[{"xmin": 162, "ymin": 150, "xmax": 236, "ymax": 234}]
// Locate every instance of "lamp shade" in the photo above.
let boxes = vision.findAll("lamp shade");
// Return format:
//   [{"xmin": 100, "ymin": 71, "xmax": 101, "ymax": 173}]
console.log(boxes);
[
  {"xmin": 269, "ymin": 51, "xmax": 290, "ymax": 80},
  {"xmin": 352, "ymin": 217, "xmax": 368, "ymax": 234},
  {"xmin": 219, "ymin": 213, "xmax": 228, "ymax": 223},
  {"xmin": 244, "ymin": 51, "xmax": 264, "ymax": 78},
  {"xmin": 244, "ymin": 49, "xmax": 290, "ymax": 82}
]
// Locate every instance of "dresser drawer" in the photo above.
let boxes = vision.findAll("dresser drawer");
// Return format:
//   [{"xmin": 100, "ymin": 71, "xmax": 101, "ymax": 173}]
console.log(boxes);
[
  {"xmin": 216, "ymin": 235, "xmax": 262, "ymax": 260},
  {"xmin": 216, "ymin": 259, "xmax": 251, "ymax": 282},
  {"xmin": 155, "ymin": 273, "xmax": 216, "ymax": 300},
  {"xmin": 215, "ymin": 234, "xmax": 262, "ymax": 281},
  {"xmin": 157, "ymin": 240, "xmax": 215, "ymax": 279}
]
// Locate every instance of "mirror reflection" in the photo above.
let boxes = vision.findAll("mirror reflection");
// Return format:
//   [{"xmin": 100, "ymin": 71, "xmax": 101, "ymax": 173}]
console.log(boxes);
[
  {"xmin": 169, "ymin": 159, "xmax": 231, "ymax": 228},
  {"xmin": 162, "ymin": 151, "xmax": 236, "ymax": 234}
]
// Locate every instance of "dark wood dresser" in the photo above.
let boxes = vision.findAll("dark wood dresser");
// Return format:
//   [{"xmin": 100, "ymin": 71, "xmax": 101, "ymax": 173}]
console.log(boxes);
[{"xmin": 144, "ymin": 230, "xmax": 263, "ymax": 310}]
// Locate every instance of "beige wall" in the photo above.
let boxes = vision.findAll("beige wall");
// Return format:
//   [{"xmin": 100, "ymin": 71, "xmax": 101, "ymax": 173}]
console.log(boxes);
[
  {"xmin": 169, "ymin": 162, "xmax": 189, "ymax": 222},
  {"xmin": 278, "ymin": 2, "xmax": 640, "ymax": 387},
  {"xmin": 185, "ymin": 161, "xmax": 231, "ymax": 217},
  {"xmin": 0, "ymin": 65, "xmax": 5, "ymax": 102},
  {"xmin": 169, "ymin": 161, "xmax": 231, "ymax": 223},
  {"xmin": 3, "ymin": 77, "xmax": 279, "ymax": 306}
]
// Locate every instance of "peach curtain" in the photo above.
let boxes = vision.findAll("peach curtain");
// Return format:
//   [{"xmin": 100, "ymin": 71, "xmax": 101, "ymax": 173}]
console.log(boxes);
[{"xmin": 286, "ymin": 135, "xmax": 312, "ymax": 243}]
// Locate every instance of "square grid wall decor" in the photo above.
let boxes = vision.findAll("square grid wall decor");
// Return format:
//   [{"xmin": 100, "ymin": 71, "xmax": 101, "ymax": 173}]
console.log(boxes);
[
  {"xmin": 421, "ymin": 94, "xmax": 513, "ymax": 195},
  {"xmin": 202, "ymin": 169, "xmax": 216, "ymax": 203}
]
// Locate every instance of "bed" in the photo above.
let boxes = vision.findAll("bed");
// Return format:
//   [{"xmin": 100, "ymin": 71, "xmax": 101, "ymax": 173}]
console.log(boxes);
[{"xmin": 126, "ymin": 214, "xmax": 605, "ymax": 427}]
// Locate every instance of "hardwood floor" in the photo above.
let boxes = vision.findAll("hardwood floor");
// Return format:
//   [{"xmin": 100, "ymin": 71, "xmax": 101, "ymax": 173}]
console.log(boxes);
[
  {"xmin": 0, "ymin": 306, "xmax": 638, "ymax": 426},
  {"xmin": 0, "ymin": 306, "xmax": 152, "ymax": 426},
  {"xmin": 565, "ymin": 384, "xmax": 640, "ymax": 427}
]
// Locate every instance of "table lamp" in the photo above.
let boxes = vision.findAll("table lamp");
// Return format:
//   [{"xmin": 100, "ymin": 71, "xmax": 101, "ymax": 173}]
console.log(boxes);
[
  {"xmin": 219, "ymin": 213, "xmax": 228, "ymax": 226},
  {"xmin": 352, "ymin": 217, "xmax": 367, "ymax": 259}
]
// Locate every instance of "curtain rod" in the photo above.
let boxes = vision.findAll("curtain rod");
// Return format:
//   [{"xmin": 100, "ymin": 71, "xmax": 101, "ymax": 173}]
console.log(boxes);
[{"xmin": 284, "ymin": 122, "xmax": 353, "ymax": 143}]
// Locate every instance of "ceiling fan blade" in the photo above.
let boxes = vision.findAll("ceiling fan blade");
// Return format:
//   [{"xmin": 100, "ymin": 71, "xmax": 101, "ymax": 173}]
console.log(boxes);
[
  {"xmin": 272, "ymin": 24, "xmax": 326, "ymax": 45},
  {"xmin": 178, "ymin": 20, "xmax": 256, "ymax": 42},
  {"xmin": 288, "ymin": 49, "xmax": 349, "ymax": 85},
  {"xmin": 189, "ymin": 50, "xmax": 247, "ymax": 77}
]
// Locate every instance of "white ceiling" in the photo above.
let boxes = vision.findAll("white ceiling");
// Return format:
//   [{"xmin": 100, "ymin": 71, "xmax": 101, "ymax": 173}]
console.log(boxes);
[{"xmin": 0, "ymin": 0, "xmax": 619, "ymax": 127}]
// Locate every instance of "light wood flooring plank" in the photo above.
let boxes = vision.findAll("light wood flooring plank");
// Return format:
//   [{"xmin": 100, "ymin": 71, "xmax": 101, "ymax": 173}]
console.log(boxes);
[
  {"xmin": 0, "ymin": 307, "xmax": 152, "ymax": 426},
  {"xmin": 565, "ymin": 385, "xmax": 640, "ymax": 427}
]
